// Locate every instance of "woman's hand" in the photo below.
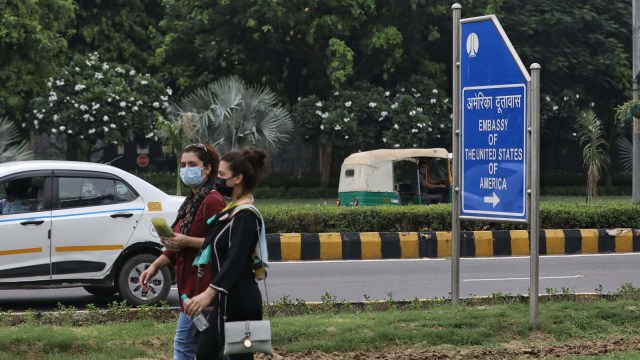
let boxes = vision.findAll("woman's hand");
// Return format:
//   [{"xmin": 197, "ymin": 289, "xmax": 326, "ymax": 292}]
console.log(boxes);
[
  {"xmin": 184, "ymin": 287, "xmax": 217, "ymax": 318},
  {"xmin": 160, "ymin": 235, "xmax": 180, "ymax": 251},
  {"xmin": 139, "ymin": 264, "xmax": 158, "ymax": 291}
]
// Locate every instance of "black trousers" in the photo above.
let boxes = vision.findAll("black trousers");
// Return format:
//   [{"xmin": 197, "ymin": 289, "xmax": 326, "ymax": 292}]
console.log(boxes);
[{"xmin": 196, "ymin": 284, "xmax": 262, "ymax": 359}]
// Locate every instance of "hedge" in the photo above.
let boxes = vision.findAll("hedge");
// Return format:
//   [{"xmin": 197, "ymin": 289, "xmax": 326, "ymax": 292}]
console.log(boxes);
[{"xmin": 258, "ymin": 203, "xmax": 640, "ymax": 233}]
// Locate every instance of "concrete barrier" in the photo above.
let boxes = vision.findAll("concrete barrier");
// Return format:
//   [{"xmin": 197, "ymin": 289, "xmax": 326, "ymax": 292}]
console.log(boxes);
[{"xmin": 265, "ymin": 228, "xmax": 640, "ymax": 261}]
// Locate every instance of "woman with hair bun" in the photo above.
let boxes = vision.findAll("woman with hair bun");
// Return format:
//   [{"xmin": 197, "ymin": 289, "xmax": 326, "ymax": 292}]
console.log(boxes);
[
  {"xmin": 139, "ymin": 143, "xmax": 226, "ymax": 360},
  {"xmin": 184, "ymin": 147, "xmax": 269, "ymax": 360}
]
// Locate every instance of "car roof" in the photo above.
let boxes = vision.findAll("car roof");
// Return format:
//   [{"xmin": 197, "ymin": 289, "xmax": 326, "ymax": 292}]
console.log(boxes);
[
  {"xmin": 0, "ymin": 160, "xmax": 130, "ymax": 176},
  {"xmin": 342, "ymin": 148, "xmax": 450, "ymax": 166}
]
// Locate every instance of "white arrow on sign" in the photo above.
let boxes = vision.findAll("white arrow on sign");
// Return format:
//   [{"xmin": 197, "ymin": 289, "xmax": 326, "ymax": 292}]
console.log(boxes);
[{"xmin": 483, "ymin": 192, "xmax": 500, "ymax": 208}]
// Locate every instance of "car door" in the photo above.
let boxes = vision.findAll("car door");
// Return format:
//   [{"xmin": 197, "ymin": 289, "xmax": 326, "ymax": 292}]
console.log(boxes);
[
  {"xmin": 0, "ymin": 171, "xmax": 53, "ymax": 282},
  {"xmin": 50, "ymin": 171, "xmax": 144, "ymax": 280}
]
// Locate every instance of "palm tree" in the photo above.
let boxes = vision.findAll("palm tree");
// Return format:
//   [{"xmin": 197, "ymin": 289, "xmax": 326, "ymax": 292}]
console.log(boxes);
[
  {"xmin": 170, "ymin": 76, "xmax": 293, "ymax": 154},
  {"xmin": 0, "ymin": 117, "xmax": 34, "ymax": 163},
  {"xmin": 576, "ymin": 110, "xmax": 609, "ymax": 203}
]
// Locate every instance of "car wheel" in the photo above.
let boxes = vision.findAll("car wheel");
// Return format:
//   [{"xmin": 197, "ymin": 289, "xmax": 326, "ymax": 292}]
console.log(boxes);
[
  {"xmin": 117, "ymin": 254, "xmax": 171, "ymax": 306},
  {"xmin": 83, "ymin": 285, "xmax": 118, "ymax": 297}
]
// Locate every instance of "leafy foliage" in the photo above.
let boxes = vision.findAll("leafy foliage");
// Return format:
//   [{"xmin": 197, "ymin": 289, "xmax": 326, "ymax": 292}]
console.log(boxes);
[
  {"xmin": 0, "ymin": 117, "xmax": 34, "ymax": 163},
  {"xmin": 0, "ymin": 0, "xmax": 75, "ymax": 121},
  {"xmin": 29, "ymin": 52, "xmax": 170, "ymax": 160},
  {"xmin": 169, "ymin": 76, "xmax": 293, "ymax": 154}
]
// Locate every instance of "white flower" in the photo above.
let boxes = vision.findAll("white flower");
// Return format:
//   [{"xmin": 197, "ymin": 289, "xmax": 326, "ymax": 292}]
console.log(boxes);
[
  {"xmin": 153, "ymin": 102, "xmax": 160, "ymax": 108},
  {"xmin": 103, "ymin": 126, "xmax": 109, "ymax": 133},
  {"xmin": 432, "ymin": 89, "xmax": 438, "ymax": 94},
  {"xmin": 572, "ymin": 132, "xmax": 577, "ymax": 136},
  {"xmin": 411, "ymin": 128, "xmax": 418, "ymax": 133},
  {"xmin": 417, "ymin": 107, "xmax": 423, "ymax": 113},
  {"xmin": 344, "ymin": 101, "xmax": 352, "ymax": 107},
  {"xmin": 334, "ymin": 124, "xmax": 341, "ymax": 130},
  {"xmin": 110, "ymin": 124, "xmax": 117, "ymax": 128},
  {"xmin": 444, "ymin": 98, "xmax": 449, "ymax": 103},
  {"xmin": 129, "ymin": 70, "xmax": 136, "ymax": 76},
  {"xmin": 553, "ymin": 106, "xmax": 559, "ymax": 111},
  {"xmin": 411, "ymin": 88, "xmax": 416, "ymax": 92},
  {"xmin": 368, "ymin": 102, "xmax": 377, "ymax": 108},
  {"xmin": 315, "ymin": 110, "xmax": 323, "ymax": 116},
  {"xmin": 53, "ymin": 115, "xmax": 60, "ymax": 122},
  {"xmin": 74, "ymin": 84, "xmax": 86, "ymax": 91},
  {"xmin": 132, "ymin": 106, "xmax": 139, "ymax": 112},
  {"xmin": 393, "ymin": 124, "xmax": 399, "ymax": 129},
  {"xmin": 394, "ymin": 143, "xmax": 400, "ymax": 148},
  {"xmin": 417, "ymin": 123, "xmax": 424, "ymax": 128},
  {"xmin": 343, "ymin": 117, "xmax": 350, "ymax": 122},
  {"xmin": 140, "ymin": 80, "xmax": 148, "ymax": 85},
  {"xmin": 88, "ymin": 128, "xmax": 96, "ymax": 134},
  {"xmin": 47, "ymin": 81, "xmax": 52, "ymax": 88},
  {"xmin": 576, "ymin": 94, "xmax": 580, "ymax": 99},
  {"xmin": 120, "ymin": 101, "xmax": 127, "ymax": 108},
  {"xmin": 115, "ymin": 67, "xmax": 124, "ymax": 73},
  {"xmin": 145, "ymin": 132, "xmax": 154, "ymax": 138},
  {"xmin": 92, "ymin": 103, "xmax": 100, "ymax": 110},
  {"xmin": 384, "ymin": 91, "xmax": 390, "ymax": 97},
  {"xmin": 440, "ymin": 124, "xmax": 445, "ymax": 128},
  {"xmin": 320, "ymin": 124, "xmax": 325, "ymax": 130},
  {"xmin": 163, "ymin": 102, "xmax": 169, "ymax": 108},
  {"xmin": 430, "ymin": 98, "xmax": 437, "ymax": 104},
  {"xmin": 136, "ymin": 100, "xmax": 143, "ymax": 106},
  {"xmin": 409, "ymin": 110, "xmax": 416, "ymax": 117},
  {"xmin": 102, "ymin": 63, "xmax": 109, "ymax": 71},
  {"xmin": 94, "ymin": 72, "xmax": 104, "ymax": 79},
  {"xmin": 414, "ymin": 93, "xmax": 421, "ymax": 98},
  {"xmin": 315, "ymin": 101, "xmax": 323, "ymax": 107},
  {"xmin": 166, "ymin": 87, "xmax": 173, "ymax": 95},
  {"xmin": 51, "ymin": 128, "xmax": 58, "ymax": 134},
  {"xmin": 59, "ymin": 126, "xmax": 66, "ymax": 131},
  {"xmin": 380, "ymin": 111, "xmax": 388, "ymax": 117},
  {"xmin": 545, "ymin": 96, "xmax": 551, "ymax": 102},
  {"xmin": 321, "ymin": 112, "xmax": 329, "ymax": 119},
  {"xmin": 382, "ymin": 138, "xmax": 387, "ymax": 143},
  {"xmin": 345, "ymin": 135, "xmax": 349, "ymax": 139},
  {"xmin": 79, "ymin": 105, "xmax": 89, "ymax": 111},
  {"xmin": 75, "ymin": 67, "xmax": 80, "ymax": 73},
  {"xmin": 67, "ymin": 130, "xmax": 73, "ymax": 134},
  {"xmin": 428, "ymin": 127, "xmax": 433, "ymax": 132},
  {"xmin": 83, "ymin": 114, "xmax": 90, "ymax": 120},
  {"xmin": 103, "ymin": 115, "xmax": 109, "ymax": 121},
  {"xmin": 56, "ymin": 80, "xmax": 65, "ymax": 86},
  {"xmin": 391, "ymin": 103, "xmax": 398, "ymax": 109},
  {"xmin": 118, "ymin": 111, "xmax": 125, "ymax": 116},
  {"xmin": 590, "ymin": 102, "xmax": 595, "ymax": 107},
  {"xmin": 563, "ymin": 96, "xmax": 569, "ymax": 101},
  {"xmin": 107, "ymin": 98, "xmax": 112, "ymax": 102},
  {"xmin": 161, "ymin": 95, "xmax": 168, "ymax": 101}
]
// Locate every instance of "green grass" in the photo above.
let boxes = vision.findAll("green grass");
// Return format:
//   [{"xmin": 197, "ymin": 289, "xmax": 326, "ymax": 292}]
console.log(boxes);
[{"xmin": 2, "ymin": 298, "xmax": 640, "ymax": 359}]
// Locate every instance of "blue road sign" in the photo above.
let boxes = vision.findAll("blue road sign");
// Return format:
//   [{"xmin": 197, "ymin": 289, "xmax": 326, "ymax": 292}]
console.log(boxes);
[{"xmin": 460, "ymin": 16, "xmax": 530, "ymax": 221}]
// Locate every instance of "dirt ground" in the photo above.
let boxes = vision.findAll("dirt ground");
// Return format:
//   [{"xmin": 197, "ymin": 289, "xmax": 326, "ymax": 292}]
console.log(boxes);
[{"xmin": 258, "ymin": 336, "xmax": 640, "ymax": 359}]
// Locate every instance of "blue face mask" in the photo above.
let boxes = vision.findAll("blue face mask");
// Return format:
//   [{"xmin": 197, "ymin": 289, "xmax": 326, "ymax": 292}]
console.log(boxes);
[{"xmin": 180, "ymin": 167, "xmax": 205, "ymax": 188}]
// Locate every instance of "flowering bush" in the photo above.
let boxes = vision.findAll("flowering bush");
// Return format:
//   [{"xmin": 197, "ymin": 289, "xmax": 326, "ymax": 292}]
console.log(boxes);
[
  {"xmin": 382, "ymin": 80, "xmax": 452, "ymax": 149},
  {"xmin": 540, "ymin": 90, "xmax": 591, "ymax": 142},
  {"xmin": 293, "ymin": 78, "xmax": 452, "ymax": 152},
  {"xmin": 29, "ymin": 52, "xmax": 170, "ymax": 159}
]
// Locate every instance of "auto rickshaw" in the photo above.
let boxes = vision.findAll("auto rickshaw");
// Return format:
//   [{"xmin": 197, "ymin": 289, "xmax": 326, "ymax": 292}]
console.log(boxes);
[{"xmin": 337, "ymin": 148, "xmax": 452, "ymax": 206}]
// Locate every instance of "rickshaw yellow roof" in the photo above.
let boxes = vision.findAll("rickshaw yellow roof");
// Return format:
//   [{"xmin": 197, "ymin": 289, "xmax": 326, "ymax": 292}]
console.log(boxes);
[{"xmin": 342, "ymin": 148, "xmax": 449, "ymax": 166}]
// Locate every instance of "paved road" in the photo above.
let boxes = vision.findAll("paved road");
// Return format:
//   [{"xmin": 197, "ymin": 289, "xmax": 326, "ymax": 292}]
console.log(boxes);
[{"xmin": 0, "ymin": 253, "xmax": 638, "ymax": 311}]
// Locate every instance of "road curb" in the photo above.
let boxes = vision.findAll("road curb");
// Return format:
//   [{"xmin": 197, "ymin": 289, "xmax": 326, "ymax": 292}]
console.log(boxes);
[{"xmin": 266, "ymin": 228, "xmax": 640, "ymax": 261}]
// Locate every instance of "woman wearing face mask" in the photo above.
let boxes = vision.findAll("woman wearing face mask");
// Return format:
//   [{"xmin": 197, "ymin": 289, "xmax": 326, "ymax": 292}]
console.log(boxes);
[
  {"xmin": 184, "ymin": 147, "xmax": 268, "ymax": 360},
  {"xmin": 139, "ymin": 143, "xmax": 226, "ymax": 360}
]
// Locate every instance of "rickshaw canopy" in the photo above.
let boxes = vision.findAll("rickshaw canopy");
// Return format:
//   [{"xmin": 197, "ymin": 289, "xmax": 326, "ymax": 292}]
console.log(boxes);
[{"xmin": 338, "ymin": 148, "xmax": 449, "ymax": 193}]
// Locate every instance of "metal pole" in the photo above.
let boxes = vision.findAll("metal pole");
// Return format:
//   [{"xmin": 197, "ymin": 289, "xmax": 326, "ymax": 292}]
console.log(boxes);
[
  {"xmin": 451, "ymin": 3, "xmax": 462, "ymax": 305},
  {"xmin": 529, "ymin": 63, "xmax": 541, "ymax": 326},
  {"xmin": 633, "ymin": 0, "xmax": 640, "ymax": 203}
]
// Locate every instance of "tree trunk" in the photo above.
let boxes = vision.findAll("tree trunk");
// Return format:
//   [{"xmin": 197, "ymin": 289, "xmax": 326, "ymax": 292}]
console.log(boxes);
[
  {"xmin": 319, "ymin": 143, "xmax": 332, "ymax": 188},
  {"xmin": 605, "ymin": 132, "xmax": 615, "ymax": 187}
]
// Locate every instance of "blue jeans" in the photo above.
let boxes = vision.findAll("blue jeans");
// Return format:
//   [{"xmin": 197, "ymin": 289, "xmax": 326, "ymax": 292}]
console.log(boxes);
[{"xmin": 174, "ymin": 312, "xmax": 199, "ymax": 360}]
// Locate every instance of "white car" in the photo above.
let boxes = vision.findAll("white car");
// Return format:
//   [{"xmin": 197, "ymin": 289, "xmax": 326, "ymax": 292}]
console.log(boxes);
[{"xmin": 0, "ymin": 160, "xmax": 184, "ymax": 305}]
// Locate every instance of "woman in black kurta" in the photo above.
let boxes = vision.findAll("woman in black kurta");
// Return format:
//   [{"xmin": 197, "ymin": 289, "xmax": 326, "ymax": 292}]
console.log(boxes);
[{"xmin": 185, "ymin": 148, "xmax": 268, "ymax": 360}]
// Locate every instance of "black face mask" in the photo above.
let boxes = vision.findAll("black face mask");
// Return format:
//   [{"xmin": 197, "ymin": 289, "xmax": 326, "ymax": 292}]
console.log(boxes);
[{"xmin": 214, "ymin": 177, "xmax": 234, "ymax": 197}]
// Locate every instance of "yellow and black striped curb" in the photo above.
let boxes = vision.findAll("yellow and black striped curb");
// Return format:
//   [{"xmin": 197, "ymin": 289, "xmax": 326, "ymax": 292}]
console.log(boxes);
[{"xmin": 265, "ymin": 228, "xmax": 640, "ymax": 261}]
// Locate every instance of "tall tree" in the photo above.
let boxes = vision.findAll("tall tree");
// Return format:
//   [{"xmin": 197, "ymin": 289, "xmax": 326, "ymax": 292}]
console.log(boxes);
[
  {"xmin": 0, "ymin": 0, "xmax": 75, "ymax": 122},
  {"xmin": 70, "ymin": 0, "xmax": 164, "ymax": 73},
  {"xmin": 496, "ymin": 0, "xmax": 632, "ymax": 183}
]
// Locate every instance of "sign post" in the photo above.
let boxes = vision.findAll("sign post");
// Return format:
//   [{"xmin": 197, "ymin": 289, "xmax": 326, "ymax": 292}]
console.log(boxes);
[{"xmin": 452, "ymin": 5, "xmax": 540, "ymax": 326}]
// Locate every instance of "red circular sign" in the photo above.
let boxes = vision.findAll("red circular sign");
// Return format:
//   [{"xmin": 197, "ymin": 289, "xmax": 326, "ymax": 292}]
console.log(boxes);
[{"xmin": 136, "ymin": 154, "xmax": 150, "ymax": 168}]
